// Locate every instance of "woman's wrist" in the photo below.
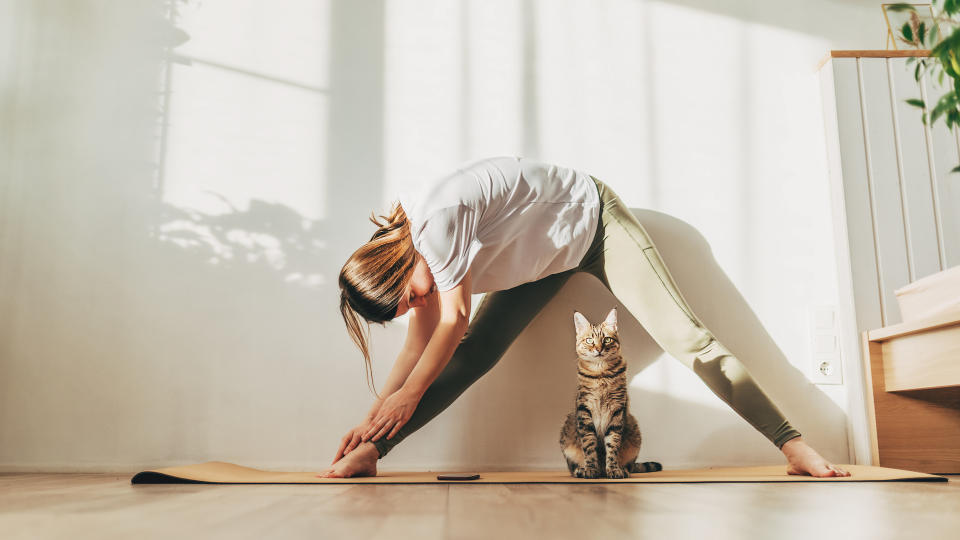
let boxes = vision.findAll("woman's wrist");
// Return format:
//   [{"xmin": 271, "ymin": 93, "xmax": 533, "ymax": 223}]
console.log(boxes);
[{"xmin": 398, "ymin": 382, "xmax": 426, "ymax": 400}]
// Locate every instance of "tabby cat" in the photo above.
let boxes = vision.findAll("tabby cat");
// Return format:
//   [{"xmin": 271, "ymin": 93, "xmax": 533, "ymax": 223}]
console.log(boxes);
[{"xmin": 559, "ymin": 308, "xmax": 662, "ymax": 478}]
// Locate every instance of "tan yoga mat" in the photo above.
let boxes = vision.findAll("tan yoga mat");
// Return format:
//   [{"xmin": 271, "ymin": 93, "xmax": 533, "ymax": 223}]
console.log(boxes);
[{"xmin": 131, "ymin": 461, "xmax": 946, "ymax": 484}]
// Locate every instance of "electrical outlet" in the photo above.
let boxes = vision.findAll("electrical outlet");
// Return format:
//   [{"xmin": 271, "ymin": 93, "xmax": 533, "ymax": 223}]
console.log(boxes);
[{"xmin": 808, "ymin": 305, "xmax": 843, "ymax": 385}]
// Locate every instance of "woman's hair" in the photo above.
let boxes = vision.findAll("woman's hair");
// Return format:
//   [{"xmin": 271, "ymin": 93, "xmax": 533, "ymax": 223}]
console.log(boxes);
[{"xmin": 339, "ymin": 202, "xmax": 418, "ymax": 393}]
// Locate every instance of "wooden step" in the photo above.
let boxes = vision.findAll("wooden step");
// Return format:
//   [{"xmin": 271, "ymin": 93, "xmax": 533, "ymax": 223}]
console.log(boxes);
[
  {"xmin": 862, "ymin": 308, "xmax": 960, "ymax": 473},
  {"xmin": 867, "ymin": 308, "xmax": 960, "ymax": 391}
]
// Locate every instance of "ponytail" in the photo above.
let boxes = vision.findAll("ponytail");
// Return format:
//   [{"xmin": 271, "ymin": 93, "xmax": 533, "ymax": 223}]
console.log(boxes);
[{"xmin": 339, "ymin": 202, "xmax": 418, "ymax": 394}]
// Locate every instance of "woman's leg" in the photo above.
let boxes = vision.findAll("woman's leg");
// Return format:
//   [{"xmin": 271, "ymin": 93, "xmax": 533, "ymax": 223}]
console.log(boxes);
[
  {"xmin": 579, "ymin": 181, "xmax": 801, "ymax": 449},
  {"xmin": 372, "ymin": 270, "xmax": 575, "ymax": 458}
]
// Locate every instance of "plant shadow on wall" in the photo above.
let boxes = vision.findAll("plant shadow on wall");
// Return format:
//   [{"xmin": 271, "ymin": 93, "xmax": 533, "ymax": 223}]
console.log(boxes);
[
  {"xmin": 147, "ymin": 4, "xmax": 334, "ymax": 313},
  {"xmin": 132, "ymin": 198, "xmax": 345, "ymax": 461},
  {"xmin": 155, "ymin": 196, "xmax": 328, "ymax": 289},
  {"xmin": 125, "ymin": 0, "xmax": 403, "ymax": 461},
  {"xmin": 141, "ymin": 196, "xmax": 342, "ymax": 401}
]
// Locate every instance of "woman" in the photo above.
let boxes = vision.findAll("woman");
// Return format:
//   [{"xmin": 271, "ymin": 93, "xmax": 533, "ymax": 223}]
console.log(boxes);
[{"xmin": 321, "ymin": 156, "xmax": 849, "ymax": 478}]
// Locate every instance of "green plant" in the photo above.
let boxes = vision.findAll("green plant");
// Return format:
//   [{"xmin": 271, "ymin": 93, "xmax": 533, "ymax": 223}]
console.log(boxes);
[{"xmin": 891, "ymin": 2, "xmax": 960, "ymax": 170}]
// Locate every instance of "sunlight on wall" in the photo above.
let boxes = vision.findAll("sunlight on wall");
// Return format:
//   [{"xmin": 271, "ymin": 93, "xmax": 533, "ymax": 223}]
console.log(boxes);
[
  {"xmin": 533, "ymin": 0, "xmax": 648, "ymax": 180},
  {"xmin": 630, "ymin": 357, "xmax": 728, "ymax": 409},
  {"xmin": 639, "ymin": 2, "xmax": 838, "ymax": 368},
  {"xmin": 161, "ymin": 0, "xmax": 330, "ymax": 221},
  {"xmin": 382, "ymin": 0, "xmax": 527, "ymax": 203},
  {"xmin": 463, "ymin": 1, "xmax": 525, "ymax": 160},
  {"xmin": 383, "ymin": 0, "xmax": 468, "ymax": 201}
]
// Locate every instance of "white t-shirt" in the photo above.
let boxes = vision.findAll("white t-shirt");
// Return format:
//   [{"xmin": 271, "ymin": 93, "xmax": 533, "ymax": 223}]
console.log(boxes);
[{"xmin": 398, "ymin": 157, "xmax": 600, "ymax": 294}]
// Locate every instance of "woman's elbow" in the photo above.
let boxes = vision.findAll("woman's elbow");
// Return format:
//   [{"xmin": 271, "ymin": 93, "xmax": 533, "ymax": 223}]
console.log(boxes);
[{"xmin": 441, "ymin": 313, "xmax": 470, "ymax": 335}]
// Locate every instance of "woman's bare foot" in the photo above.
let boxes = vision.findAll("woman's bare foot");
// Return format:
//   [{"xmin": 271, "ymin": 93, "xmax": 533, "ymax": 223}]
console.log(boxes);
[
  {"xmin": 318, "ymin": 442, "xmax": 379, "ymax": 478},
  {"xmin": 781, "ymin": 437, "xmax": 850, "ymax": 477}
]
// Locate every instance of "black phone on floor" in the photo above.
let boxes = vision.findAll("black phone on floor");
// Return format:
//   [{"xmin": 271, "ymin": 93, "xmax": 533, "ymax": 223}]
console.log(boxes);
[{"xmin": 436, "ymin": 473, "xmax": 480, "ymax": 481}]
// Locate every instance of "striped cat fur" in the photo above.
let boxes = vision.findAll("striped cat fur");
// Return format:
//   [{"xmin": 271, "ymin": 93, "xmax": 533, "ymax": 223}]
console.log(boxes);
[{"xmin": 559, "ymin": 308, "xmax": 662, "ymax": 478}]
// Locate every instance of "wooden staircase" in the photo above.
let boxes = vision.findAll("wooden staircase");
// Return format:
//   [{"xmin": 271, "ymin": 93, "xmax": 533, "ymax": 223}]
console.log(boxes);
[{"xmin": 862, "ymin": 309, "xmax": 960, "ymax": 473}]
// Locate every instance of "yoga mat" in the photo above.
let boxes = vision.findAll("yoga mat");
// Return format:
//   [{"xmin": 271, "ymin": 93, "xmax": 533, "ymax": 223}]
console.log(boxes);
[{"xmin": 131, "ymin": 462, "xmax": 946, "ymax": 484}]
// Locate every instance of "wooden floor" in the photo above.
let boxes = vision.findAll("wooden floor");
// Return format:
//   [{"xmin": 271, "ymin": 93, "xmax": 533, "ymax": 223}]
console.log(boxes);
[{"xmin": 2, "ymin": 473, "xmax": 958, "ymax": 539}]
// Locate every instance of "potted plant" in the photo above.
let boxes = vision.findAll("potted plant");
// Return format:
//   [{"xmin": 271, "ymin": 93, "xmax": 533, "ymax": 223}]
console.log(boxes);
[{"xmin": 890, "ymin": 2, "xmax": 960, "ymax": 170}]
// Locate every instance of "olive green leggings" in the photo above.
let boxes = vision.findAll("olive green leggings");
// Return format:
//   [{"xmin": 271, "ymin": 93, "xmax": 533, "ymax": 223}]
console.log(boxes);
[{"xmin": 373, "ymin": 178, "xmax": 801, "ymax": 458}]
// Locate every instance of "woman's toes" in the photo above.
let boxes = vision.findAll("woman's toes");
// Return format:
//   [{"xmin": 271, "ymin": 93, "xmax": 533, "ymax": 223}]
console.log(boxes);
[
  {"xmin": 317, "ymin": 468, "xmax": 342, "ymax": 478},
  {"xmin": 830, "ymin": 465, "xmax": 850, "ymax": 477},
  {"xmin": 811, "ymin": 462, "xmax": 837, "ymax": 477}
]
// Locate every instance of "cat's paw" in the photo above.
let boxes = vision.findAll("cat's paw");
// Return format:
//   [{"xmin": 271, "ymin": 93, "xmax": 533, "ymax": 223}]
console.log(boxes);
[
  {"xmin": 575, "ymin": 465, "xmax": 602, "ymax": 479},
  {"xmin": 606, "ymin": 465, "xmax": 629, "ymax": 479}
]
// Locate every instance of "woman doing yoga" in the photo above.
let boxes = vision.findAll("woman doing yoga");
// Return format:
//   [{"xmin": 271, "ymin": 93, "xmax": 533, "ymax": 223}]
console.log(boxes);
[{"xmin": 321, "ymin": 156, "xmax": 849, "ymax": 478}]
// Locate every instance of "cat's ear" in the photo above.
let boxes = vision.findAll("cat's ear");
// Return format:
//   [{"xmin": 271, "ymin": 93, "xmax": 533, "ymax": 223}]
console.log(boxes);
[
  {"xmin": 573, "ymin": 311, "xmax": 591, "ymax": 334},
  {"xmin": 604, "ymin": 308, "xmax": 618, "ymax": 331}
]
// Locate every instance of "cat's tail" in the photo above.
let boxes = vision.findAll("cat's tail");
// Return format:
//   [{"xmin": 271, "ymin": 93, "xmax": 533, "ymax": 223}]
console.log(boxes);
[{"xmin": 627, "ymin": 461, "xmax": 662, "ymax": 473}]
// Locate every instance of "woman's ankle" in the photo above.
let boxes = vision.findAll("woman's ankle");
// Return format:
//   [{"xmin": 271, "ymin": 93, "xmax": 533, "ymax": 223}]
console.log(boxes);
[
  {"xmin": 780, "ymin": 436, "xmax": 807, "ymax": 455},
  {"xmin": 369, "ymin": 439, "xmax": 387, "ymax": 459}
]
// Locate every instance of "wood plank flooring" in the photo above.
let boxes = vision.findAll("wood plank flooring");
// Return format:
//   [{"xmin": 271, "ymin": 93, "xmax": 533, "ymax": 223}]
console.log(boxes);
[{"xmin": 1, "ymin": 473, "xmax": 958, "ymax": 539}]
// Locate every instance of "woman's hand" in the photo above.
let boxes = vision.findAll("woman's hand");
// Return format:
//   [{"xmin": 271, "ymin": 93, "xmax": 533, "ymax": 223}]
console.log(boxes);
[
  {"xmin": 332, "ymin": 419, "xmax": 376, "ymax": 464},
  {"xmin": 362, "ymin": 388, "xmax": 422, "ymax": 442}
]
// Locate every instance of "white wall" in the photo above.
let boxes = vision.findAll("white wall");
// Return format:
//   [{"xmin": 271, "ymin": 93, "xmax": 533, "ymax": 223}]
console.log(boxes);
[{"xmin": 0, "ymin": 0, "xmax": 883, "ymax": 472}]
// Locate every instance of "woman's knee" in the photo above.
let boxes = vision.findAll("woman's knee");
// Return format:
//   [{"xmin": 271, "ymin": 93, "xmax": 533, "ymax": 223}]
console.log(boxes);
[
  {"xmin": 445, "ymin": 333, "xmax": 509, "ymax": 379},
  {"xmin": 652, "ymin": 323, "xmax": 715, "ymax": 364}
]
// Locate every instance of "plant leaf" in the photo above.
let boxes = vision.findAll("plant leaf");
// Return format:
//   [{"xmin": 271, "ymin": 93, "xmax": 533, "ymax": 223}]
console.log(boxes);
[
  {"xmin": 946, "ymin": 0, "xmax": 960, "ymax": 16},
  {"xmin": 931, "ymin": 23, "xmax": 960, "ymax": 58},
  {"xmin": 929, "ymin": 92, "xmax": 958, "ymax": 124},
  {"xmin": 906, "ymin": 98, "xmax": 926, "ymax": 108},
  {"xmin": 949, "ymin": 108, "xmax": 960, "ymax": 127},
  {"xmin": 886, "ymin": 3, "xmax": 918, "ymax": 12},
  {"xmin": 903, "ymin": 22, "xmax": 915, "ymax": 43},
  {"xmin": 951, "ymin": 165, "xmax": 960, "ymax": 173},
  {"xmin": 920, "ymin": 21, "xmax": 927, "ymax": 45}
]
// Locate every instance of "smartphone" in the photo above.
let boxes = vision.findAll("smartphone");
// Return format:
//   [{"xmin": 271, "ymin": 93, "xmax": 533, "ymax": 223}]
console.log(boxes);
[{"xmin": 436, "ymin": 473, "xmax": 480, "ymax": 481}]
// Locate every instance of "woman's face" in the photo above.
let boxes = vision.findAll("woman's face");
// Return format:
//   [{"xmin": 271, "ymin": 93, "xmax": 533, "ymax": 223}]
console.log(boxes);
[{"xmin": 394, "ymin": 256, "xmax": 436, "ymax": 318}]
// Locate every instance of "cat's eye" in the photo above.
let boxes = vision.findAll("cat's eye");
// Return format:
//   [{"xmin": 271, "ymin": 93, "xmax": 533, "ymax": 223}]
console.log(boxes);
[
  {"xmin": 603, "ymin": 337, "xmax": 613, "ymax": 345},
  {"xmin": 585, "ymin": 338, "xmax": 594, "ymax": 345}
]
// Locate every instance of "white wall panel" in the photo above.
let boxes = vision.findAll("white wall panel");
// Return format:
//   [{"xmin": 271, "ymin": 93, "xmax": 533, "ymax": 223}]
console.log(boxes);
[
  {"xmin": 826, "ymin": 59, "xmax": 883, "ymax": 332},
  {"xmin": 859, "ymin": 58, "xmax": 911, "ymax": 325},
  {"xmin": 888, "ymin": 58, "xmax": 943, "ymax": 281},
  {"xmin": 921, "ymin": 76, "xmax": 960, "ymax": 269}
]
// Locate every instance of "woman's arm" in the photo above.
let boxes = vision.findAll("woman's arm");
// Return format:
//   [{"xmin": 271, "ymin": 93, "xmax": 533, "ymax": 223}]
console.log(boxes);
[
  {"xmin": 333, "ymin": 293, "xmax": 441, "ymax": 463},
  {"xmin": 363, "ymin": 270, "xmax": 473, "ymax": 442},
  {"xmin": 371, "ymin": 292, "xmax": 441, "ymax": 405}
]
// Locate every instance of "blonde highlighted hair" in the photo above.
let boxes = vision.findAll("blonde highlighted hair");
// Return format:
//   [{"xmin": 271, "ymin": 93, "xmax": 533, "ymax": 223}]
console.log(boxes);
[{"xmin": 339, "ymin": 202, "xmax": 418, "ymax": 393}]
